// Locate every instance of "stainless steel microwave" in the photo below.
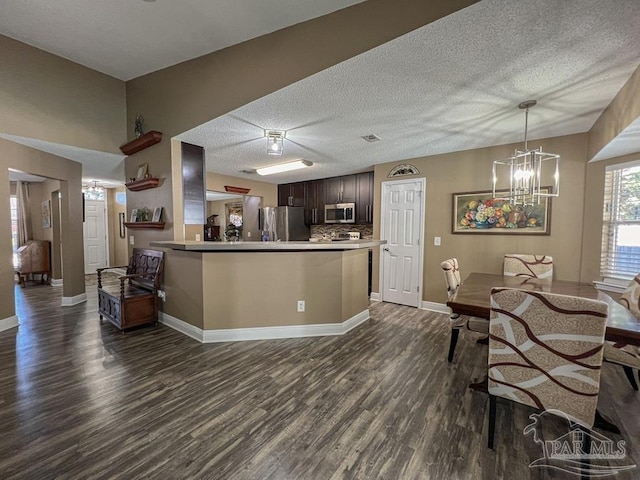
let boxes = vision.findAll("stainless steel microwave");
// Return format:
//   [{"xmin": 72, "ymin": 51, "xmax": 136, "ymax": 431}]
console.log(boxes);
[{"xmin": 325, "ymin": 203, "xmax": 355, "ymax": 223}]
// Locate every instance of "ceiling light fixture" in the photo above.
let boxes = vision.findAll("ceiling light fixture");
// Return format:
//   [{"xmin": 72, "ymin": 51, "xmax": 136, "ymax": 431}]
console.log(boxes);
[
  {"xmin": 256, "ymin": 159, "xmax": 312, "ymax": 176},
  {"xmin": 265, "ymin": 130, "xmax": 285, "ymax": 156},
  {"xmin": 492, "ymin": 100, "xmax": 559, "ymax": 205}
]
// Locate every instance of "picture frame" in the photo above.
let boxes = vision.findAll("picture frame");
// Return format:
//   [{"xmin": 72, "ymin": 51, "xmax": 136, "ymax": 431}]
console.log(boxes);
[
  {"xmin": 41, "ymin": 200, "xmax": 51, "ymax": 229},
  {"xmin": 152, "ymin": 207, "xmax": 163, "ymax": 223},
  {"xmin": 130, "ymin": 208, "xmax": 138, "ymax": 223},
  {"xmin": 452, "ymin": 188, "xmax": 552, "ymax": 235},
  {"xmin": 136, "ymin": 163, "xmax": 148, "ymax": 180},
  {"xmin": 119, "ymin": 212, "xmax": 126, "ymax": 238}
]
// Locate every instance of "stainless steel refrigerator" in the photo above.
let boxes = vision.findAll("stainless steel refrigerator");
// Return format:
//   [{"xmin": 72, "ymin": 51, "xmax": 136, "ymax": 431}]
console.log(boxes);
[{"xmin": 259, "ymin": 206, "xmax": 310, "ymax": 241}]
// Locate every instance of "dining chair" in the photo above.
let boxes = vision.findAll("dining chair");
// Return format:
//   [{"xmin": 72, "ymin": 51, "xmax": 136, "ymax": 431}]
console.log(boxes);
[
  {"xmin": 603, "ymin": 273, "xmax": 640, "ymax": 390},
  {"xmin": 503, "ymin": 254, "xmax": 553, "ymax": 279},
  {"xmin": 487, "ymin": 288, "xmax": 608, "ymax": 449},
  {"xmin": 440, "ymin": 258, "xmax": 489, "ymax": 363}
]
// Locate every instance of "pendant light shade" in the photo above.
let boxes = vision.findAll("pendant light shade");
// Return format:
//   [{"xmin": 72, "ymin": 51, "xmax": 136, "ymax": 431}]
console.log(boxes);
[{"xmin": 492, "ymin": 101, "xmax": 559, "ymax": 205}]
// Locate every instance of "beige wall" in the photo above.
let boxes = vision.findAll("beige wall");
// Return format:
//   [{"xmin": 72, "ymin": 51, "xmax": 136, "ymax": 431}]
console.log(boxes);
[
  {"xmin": 0, "ymin": 140, "xmax": 85, "ymax": 320},
  {"xmin": 201, "ymin": 250, "xmax": 367, "ymax": 329},
  {"xmin": 0, "ymin": 35, "xmax": 125, "ymax": 153},
  {"xmin": 588, "ymin": 65, "xmax": 640, "ymax": 161},
  {"xmin": 373, "ymin": 133, "xmax": 589, "ymax": 304}
]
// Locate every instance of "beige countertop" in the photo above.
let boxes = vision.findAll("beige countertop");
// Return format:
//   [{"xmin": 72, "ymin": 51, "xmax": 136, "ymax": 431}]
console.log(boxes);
[{"xmin": 150, "ymin": 239, "xmax": 386, "ymax": 251}]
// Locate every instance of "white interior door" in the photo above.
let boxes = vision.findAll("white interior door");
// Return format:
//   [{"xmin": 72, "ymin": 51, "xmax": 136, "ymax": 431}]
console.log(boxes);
[
  {"xmin": 380, "ymin": 179, "xmax": 425, "ymax": 307},
  {"xmin": 83, "ymin": 199, "xmax": 107, "ymax": 274}
]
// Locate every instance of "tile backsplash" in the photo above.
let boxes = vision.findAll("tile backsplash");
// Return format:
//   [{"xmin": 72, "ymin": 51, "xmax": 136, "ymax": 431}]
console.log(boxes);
[{"xmin": 310, "ymin": 224, "xmax": 373, "ymax": 239}]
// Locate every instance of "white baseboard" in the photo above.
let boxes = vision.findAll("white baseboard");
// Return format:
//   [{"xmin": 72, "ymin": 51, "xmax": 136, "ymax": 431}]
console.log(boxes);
[
  {"xmin": 112, "ymin": 268, "xmax": 127, "ymax": 276},
  {"xmin": 61, "ymin": 293, "xmax": 87, "ymax": 306},
  {"xmin": 160, "ymin": 309, "xmax": 370, "ymax": 343},
  {"xmin": 370, "ymin": 292, "xmax": 380, "ymax": 301},
  {"xmin": 50, "ymin": 278, "xmax": 63, "ymax": 287},
  {"xmin": 420, "ymin": 301, "xmax": 449, "ymax": 314},
  {"xmin": 159, "ymin": 312, "xmax": 204, "ymax": 342},
  {"xmin": 0, "ymin": 315, "xmax": 19, "ymax": 333}
]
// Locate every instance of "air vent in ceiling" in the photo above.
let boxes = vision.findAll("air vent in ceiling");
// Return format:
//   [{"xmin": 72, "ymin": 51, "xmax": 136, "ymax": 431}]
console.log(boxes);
[{"xmin": 361, "ymin": 134, "xmax": 381, "ymax": 143}]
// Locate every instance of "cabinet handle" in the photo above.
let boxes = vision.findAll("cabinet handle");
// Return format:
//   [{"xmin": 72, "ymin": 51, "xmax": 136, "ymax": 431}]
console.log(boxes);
[{"xmin": 313, "ymin": 208, "xmax": 316, "ymax": 224}]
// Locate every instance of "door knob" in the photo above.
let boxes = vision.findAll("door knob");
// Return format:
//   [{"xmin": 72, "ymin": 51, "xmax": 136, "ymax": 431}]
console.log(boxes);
[{"xmin": 384, "ymin": 248, "xmax": 389, "ymax": 252}]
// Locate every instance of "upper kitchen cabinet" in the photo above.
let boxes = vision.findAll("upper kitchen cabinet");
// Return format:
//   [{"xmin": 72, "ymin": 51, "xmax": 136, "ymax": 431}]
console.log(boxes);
[
  {"xmin": 356, "ymin": 172, "xmax": 374, "ymax": 224},
  {"xmin": 278, "ymin": 182, "xmax": 306, "ymax": 207},
  {"xmin": 325, "ymin": 174, "xmax": 356, "ymax": 204},
  {"xmin": 305, "ymin": 179, "xmax": 325, "ymax": 225}
]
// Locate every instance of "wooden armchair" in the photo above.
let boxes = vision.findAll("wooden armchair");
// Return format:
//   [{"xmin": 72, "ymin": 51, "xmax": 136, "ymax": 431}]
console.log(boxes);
[{"xmin": 97, "ymin": 248, "xmax": 164, "ymax": 332}]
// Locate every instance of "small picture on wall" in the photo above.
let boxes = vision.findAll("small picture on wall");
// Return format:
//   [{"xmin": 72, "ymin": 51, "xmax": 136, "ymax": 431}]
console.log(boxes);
[
  {"xmin": 152, "ymin": 207, "xmax": 163, "ymax": 223},
  {"xmin": 119, "ymin": 212, "xmax": 126, "ymax": 238},
  {"xmin": 41, "ymin": 200, "xmax": 51, "ymax": 229}
]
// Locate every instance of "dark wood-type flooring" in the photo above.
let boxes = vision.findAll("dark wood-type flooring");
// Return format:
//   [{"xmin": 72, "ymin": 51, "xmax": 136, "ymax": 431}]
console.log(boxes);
[{"xmin": 0, "ymin": 276, "xmax": 639, "ymax": 479}]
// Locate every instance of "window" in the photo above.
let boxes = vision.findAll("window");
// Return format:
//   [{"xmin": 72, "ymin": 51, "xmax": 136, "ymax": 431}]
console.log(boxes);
[
  {"xmin": 601, "ymin": 161, "xmax": 640, "ymax": 281},
  {"xmin": 10, "ymin": 195, "xmax": 18, "ymax": 268}
]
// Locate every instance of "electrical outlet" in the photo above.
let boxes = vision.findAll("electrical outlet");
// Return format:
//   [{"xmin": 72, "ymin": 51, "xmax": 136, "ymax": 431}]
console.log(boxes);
[
  {"xmin": 434, "ymin": 236, "xmax": 441, "ymax": 246},
  {"xmin": 297, "ymin": 300, "xmax": 305, "ymax": 312},
  {"xmin": 129, "ymin": 235, "xmax": 134, "ymax": 245},
  {"xmin": 195, "ymin": 234, "xmax": 201, "ymax": 241},
  {"xmin": 157, "ymin": 290, "xmax": 166, "ymax": 302}
]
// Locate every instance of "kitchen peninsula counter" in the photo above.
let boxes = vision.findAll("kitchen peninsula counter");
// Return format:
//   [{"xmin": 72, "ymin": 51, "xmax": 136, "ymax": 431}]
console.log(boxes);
[
  {"xmin": 150, "ymin": 239, "xmax": 385, "ymax": 251},
  {"xmin": 149, "ymin": 240, "xmax": 385, "ymax": 343}
]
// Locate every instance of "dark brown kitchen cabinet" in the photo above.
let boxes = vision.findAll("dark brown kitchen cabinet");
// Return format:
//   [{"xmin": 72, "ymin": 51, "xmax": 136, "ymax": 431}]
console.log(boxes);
[
  {"xmin": 305, "ymin": 179, "xmax": 325, "ymax": 224},
  {"xmin": 278, "ymin": 182, "xmax": 305, "ymax": 207},
  {"xmin": 356, "ymin": 172, "xmax": 374, "ymax": 224},
  {"xmin": 325, "ymin": 174, "xmax": 356, "ymax": 204}
]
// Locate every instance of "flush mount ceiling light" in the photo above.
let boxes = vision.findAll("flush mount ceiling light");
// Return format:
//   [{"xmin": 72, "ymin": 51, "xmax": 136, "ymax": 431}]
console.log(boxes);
[
  {"xmin": 492, "ymin": 100, "xmax": 559, "ymax": 205},
  {"xmin": 256, "ymin": 159, "xmax": 312, "ymax": 176},
  {"xmin": 265, "ymin": 130, "xmax": 285, "ymax": 156}
]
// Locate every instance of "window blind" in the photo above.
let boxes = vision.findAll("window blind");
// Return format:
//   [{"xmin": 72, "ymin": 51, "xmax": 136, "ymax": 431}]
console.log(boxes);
[{"xmin": 600, "ymin": 161, "xmax": 640, "ymax": 280}]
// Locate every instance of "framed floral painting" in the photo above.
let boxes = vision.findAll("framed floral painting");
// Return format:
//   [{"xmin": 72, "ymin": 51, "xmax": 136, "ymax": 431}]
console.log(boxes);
[{"xmin": 452, "ymin": 188, "xmax": 552, "ymax": 235}]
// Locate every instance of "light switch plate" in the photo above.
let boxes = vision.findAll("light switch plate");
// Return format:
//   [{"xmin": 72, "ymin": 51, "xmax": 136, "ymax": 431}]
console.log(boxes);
[
  {"xmin": 129, "ymin": 235, "xmax": 134, "ymax": 245},
  {"xmin": 195, "ymin": 234, "xmax": 201, "ymax": 241},
  {"xmin": 434, "ymin": 236, "xmax": 441, "ymax": 246}
]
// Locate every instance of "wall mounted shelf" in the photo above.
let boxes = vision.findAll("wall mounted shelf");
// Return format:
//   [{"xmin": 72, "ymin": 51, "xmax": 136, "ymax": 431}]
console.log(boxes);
[
  {"xmin": 125, "ymin": 177, "xmax": 159, "ymax": 191},
  {"xmin": 119, "ymin": 131, "xmax": 163, "ymax": 155},
  {"xmin": 124, "ymin": 222, "xmax": 165, "ymax": 230}
]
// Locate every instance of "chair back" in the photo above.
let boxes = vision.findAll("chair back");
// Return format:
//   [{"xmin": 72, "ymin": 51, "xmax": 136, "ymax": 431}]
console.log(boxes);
[
  {"xmin": 503, "ymin": 254, "xmax": 553, "ymax": 279},
  {"xmin": 620, "ymin": 274, "xmax": 640, "ymax": 319},
  {"xmin": 127, "ymin": 248, "xmax": 164, "ymax": 291},
  {"xmin": 440, "ymin": 258, "xmax": 461, "ymax": 298},
  {"xmin": 489, "ymin": 288, "xmax": 608, "ymax": 427}
]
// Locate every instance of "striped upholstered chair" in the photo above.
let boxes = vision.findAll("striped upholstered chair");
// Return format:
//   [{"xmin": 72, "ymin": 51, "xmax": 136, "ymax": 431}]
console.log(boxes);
[
  {"xmin": 440, "ymin": 258, "xmax": 489, "ymax": 363},
  {"xmin": 503, "ymin": 254, "xmax": 553, "ymax": 279},
  {"xmin": 487, "ymin": 288, "xmax": 608, "ymax": 449},
  {"xmin": 603, "ymin": 273, "xmax": 640, "ymax": 390}
]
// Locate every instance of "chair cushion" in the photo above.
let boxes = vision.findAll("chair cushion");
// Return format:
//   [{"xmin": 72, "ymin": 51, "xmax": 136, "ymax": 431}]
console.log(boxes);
[
  {"xmin": 620, "ymin": 274, "xmax": 640, "ymax": 319},
  {"xmin": 603, "ymin": 342, "xmax": 640, "ymax": 369},
  {"xmin": 467, "ymin": 316, "xmax": 490, "ymax": 334},
  {"xmin": 488, "ymin": 288, "xmax": 607, "ymax": 428},
  {"xmin": 503, "ymin": 254, "xmax": 553, "ymax": 279},
  {"xmin": 440, "ymin": 258, "xmax": 461, "ymax": 296}
]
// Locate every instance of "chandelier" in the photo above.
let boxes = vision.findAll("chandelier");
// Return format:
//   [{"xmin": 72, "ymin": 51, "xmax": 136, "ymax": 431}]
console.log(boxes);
[{"xmin": 492, "ymin": 100, "xmax": 559, "ymax": 205}]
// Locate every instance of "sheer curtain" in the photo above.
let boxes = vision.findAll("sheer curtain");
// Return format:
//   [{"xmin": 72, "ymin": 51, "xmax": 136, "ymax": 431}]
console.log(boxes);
[{"xmin": 16, "ymin": 181, "xmax": 32, "ymax": 246}]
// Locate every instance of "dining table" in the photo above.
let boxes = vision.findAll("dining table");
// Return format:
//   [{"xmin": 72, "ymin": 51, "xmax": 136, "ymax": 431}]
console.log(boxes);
[
  {"xmin": 447, "ymin": 272, "xmax": 640, "ymax": 346},
  {"xmin": 447, "ymin": 272, "xmax": 640, "ymax": 434}
]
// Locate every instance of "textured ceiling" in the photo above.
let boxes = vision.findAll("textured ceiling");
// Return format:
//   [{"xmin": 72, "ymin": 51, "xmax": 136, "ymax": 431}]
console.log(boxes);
[
  {"xmin": 0, "ymin": 0, "xmax": 365, "ymax": 80},
  {"xmin": 177, "ymin": 0, "xmax": 640, "ymax": 184}
]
